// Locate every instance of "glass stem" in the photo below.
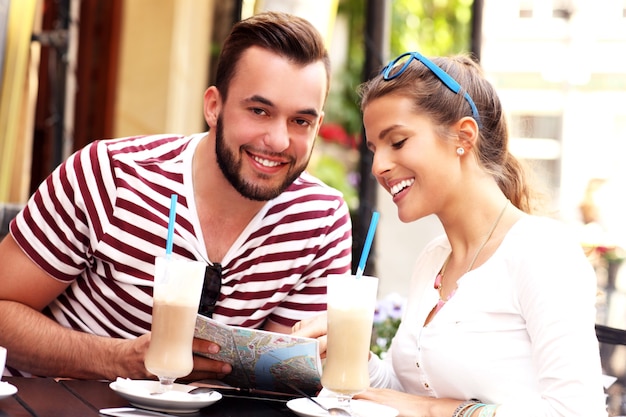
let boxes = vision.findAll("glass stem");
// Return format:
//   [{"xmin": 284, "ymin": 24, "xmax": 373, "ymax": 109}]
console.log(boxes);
[
  {"xmin": 336, "ymin": 393, "xmax": 353, "ymax": 410},
  {"xmin": 157, "ymin": 376, "xmax": 175, "ymax": 393}
]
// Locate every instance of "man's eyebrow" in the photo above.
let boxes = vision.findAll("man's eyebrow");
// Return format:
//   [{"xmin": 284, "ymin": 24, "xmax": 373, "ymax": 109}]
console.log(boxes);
[
  {"xmin": 297, "ymin": 108, "xmax": 321, "ymax": 118},
  {"xmin": 244, "ymin": 95, "xmax": 320, "ymax": 118},
  {"xmin": 245, "ymin": 94, "xmax": 274, "ymax": 107}
]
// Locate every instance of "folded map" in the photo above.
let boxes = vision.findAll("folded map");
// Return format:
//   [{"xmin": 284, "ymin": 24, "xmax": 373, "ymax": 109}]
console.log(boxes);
[{"xmin": 194, "ymin": 315, "xmax": 323, "ymax": 396}]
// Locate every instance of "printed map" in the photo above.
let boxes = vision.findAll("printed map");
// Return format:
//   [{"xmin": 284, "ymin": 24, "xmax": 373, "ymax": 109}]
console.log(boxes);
[{"xmin": 194, "ymin": 315, "xmax": 323, "ymax": 395}]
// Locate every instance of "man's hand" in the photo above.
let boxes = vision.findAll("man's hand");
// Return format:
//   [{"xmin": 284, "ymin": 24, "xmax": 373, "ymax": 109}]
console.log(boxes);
[
  {"xmin": 109, "ymin": 333, "xmax": 153, "ymax": 380},
  {"xmin": 184, "ymin": 337, "xmax": 232, "ymax": 381}
]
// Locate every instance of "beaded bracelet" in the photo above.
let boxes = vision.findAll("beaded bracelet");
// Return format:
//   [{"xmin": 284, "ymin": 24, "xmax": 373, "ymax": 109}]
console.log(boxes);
[
  {"xmin": 452, "ymin": 399, "xmax": 480, "ymax": 417},
  {"xmin": 478, "ymin": 404, "xmax": 499, "ymax": 417},
  {"xmin": 461, "ymin": 403, "xmax": 485, "ymax": 417}
]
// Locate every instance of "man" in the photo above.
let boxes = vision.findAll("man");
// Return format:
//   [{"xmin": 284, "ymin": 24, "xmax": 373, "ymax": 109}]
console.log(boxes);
[{"xmin": 0, "ymin": 11, "xmax": 352, "ymax": 380}]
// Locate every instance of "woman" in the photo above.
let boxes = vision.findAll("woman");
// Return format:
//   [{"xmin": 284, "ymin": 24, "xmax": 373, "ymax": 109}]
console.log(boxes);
[{"xmin": 294, "ymin": 52, "xmax": 607, "ymax": 417}]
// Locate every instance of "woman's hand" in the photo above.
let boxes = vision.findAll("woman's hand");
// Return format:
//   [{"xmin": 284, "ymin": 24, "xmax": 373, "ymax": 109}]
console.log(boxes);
[
  {"xmin": 291, "ymin": 312, "xmax": 328, "ymax": 358},
  {"xmin": 356, "ymin": 388, "xmax": 461, "ymax": 417}
]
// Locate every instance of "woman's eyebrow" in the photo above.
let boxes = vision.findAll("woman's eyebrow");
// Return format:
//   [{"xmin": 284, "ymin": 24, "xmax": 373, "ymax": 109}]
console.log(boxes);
[{"xmin": 378, "ymin": 124, "xmax": 402, "ymax": 140}]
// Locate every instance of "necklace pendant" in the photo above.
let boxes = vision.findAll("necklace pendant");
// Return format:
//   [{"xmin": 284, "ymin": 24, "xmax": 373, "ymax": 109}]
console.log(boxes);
[{"xmin": 434, "ymin": 272, "xmax": 443, "ymax": 289}]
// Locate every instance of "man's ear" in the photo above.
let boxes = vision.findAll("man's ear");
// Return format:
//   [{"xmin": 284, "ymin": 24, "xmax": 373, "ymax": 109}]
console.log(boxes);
[
  {"xmin": 203, "ymin": 86, "xmax": 221, "ymax": 128},
  {"xmin": 456, "ymin": 116, "xmax": 479, "ymax": 150},
  {"xmin": 314, "ymin": 111, "xmax": 325, "ymax": 138}
]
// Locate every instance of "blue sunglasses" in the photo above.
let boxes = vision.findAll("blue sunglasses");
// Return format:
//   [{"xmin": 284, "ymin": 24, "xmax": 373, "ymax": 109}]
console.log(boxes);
[{"xmin": 381, "ymin": 52, "xmax": 482, "ymax": 128}]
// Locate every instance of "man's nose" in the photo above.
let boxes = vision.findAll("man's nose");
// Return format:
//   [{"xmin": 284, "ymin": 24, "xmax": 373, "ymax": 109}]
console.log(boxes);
[{"xmin": 262, "ymin": 121, "xmax": 290, "ymax": 152}]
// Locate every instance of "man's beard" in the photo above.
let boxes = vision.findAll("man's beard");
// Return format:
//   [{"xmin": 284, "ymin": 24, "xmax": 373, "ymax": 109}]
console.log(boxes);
[{"xmin": 214, "ymin": 115, "xmax": 310, "ymax": 201}]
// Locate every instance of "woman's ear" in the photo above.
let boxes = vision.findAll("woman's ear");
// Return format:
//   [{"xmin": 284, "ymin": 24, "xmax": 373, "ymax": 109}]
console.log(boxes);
[
  {"xmin": 203, "ymin": 86, "xmax": 221, "ymax": 128},
  {"xmin": 456, "ymin": 116, "xmax": 479, "ymax": 150}
]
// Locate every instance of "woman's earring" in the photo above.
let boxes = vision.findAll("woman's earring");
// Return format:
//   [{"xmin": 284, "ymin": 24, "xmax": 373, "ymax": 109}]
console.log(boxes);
[{"xmin": 456, "ymin": 147, "xmax": 465, "ymax": 156}]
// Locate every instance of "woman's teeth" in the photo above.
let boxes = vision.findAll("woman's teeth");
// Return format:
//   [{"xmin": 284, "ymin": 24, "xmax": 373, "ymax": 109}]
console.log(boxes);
[{"xmin": 390, "ymin": 179, "xmax": 415, "ymax": 196}]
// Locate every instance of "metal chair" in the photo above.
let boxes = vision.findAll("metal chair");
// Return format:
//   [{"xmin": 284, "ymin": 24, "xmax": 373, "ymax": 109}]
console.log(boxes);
[
  {"xmin": 596, "ymin": 324, "xmax": 626, "ymax": 345},
  {"xmin": 597, "ymin": 324, "xmax": 626, "ymax": 415},
  {"xmin": 0, "ymin": 203, "xmax": 23, "ymax": 240}
]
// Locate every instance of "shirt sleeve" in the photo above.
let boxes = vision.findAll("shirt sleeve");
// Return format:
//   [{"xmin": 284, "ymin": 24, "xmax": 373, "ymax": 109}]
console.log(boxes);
[
  {"xmin": 11, "ymin": 140, "xmax": 115, "ymax": 282},
  {"xmin": 368, "ymin": 347, "xmax": 405, "ymax": 391},
  {"xmin": 496, "ymin": 220, "xmax": 607, "ymax": 416}
]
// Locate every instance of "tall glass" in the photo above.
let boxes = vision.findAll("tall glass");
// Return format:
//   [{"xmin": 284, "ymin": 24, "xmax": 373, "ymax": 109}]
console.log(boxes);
[
  {"xmin": 144, "ymin": 257, "xmax": 205, "ymax": 392},
  {"xmin": 321, "ymin": 274, "xmax": 378, "ymax": 411},
  {"xmin": 0, "ymin": 346, "xmax": 6, "ymax": 381}
]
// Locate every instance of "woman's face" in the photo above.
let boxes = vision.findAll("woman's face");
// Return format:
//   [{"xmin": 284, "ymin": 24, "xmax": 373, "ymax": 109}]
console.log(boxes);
[{"xmin": 363, "ymin": 94, "xmax": 460, "ymax": 223}]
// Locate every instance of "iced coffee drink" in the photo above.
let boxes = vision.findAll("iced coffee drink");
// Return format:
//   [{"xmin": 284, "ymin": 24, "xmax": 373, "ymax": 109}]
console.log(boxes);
[{"xmin": 145, "ymin": 257, "xmax": 205, "ymax": 388}]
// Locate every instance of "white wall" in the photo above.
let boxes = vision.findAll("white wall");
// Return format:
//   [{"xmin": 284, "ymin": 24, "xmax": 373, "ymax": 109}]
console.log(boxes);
[
  {"xmin": 375, "ymin": 194, "xmax": 444, "ymax": 298},
  {"xmin": 114, "ymin": 0, "xmax": 212, "ymax": 137}
]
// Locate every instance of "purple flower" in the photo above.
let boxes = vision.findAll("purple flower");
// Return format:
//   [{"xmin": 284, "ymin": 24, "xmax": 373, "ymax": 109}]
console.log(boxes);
[{"xmin": 374, "ymin": 293, "xmax": 406, "ymax": 323}]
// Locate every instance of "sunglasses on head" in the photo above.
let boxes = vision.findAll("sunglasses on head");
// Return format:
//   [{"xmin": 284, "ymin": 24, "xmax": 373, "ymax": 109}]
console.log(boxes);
[
  {"xmin": 198, "ymin": 263, "xmax": 222, "ymax": 317},
  {"xmin": 381, "ymin": 51, "xmax": 482, "ymax": 128}
]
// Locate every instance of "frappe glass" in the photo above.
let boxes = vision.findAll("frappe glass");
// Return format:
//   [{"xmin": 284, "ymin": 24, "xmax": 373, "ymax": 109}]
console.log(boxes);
[
  {"xmin": 321, "ymin": 274, "xmax": 378, "ymax": 409},
  {"xmin": 144, "ymin": 256, "xmax": 205, "ymax": 391}
]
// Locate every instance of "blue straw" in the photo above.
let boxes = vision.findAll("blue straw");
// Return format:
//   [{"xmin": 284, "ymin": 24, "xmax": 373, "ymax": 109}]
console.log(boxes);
[
  {"xmin": 165, "ymin": 194, "xmax": 178, "ymax": 258},
  {"xmin": 356, "ymin": 211, "xmax": 380, "ymax": 278}
]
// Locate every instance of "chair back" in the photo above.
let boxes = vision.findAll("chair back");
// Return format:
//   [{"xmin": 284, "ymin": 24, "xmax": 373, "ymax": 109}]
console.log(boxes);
[
  {"xmin": 596, "ymin": 324, "xmax": 626, "ymax": 345},
  {"xmin": 597, "ymin": 324, "xmax": 626, "ymax": 415},
  {"xmin": 0, "ymin": 203, "xmax": 23, "ymax": 240}
]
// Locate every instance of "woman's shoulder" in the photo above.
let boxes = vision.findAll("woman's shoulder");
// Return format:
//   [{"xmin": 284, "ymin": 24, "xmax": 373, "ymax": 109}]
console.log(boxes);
[
  {"xmin": 504, "ymin": 214, "xmax": 586, "ymax": 260},
  {"xmin": 509, "ymin": 215, "xmax": 578, "ymax": 241}
]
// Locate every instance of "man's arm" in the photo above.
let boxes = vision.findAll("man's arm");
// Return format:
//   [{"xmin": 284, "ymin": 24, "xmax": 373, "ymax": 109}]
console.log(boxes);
[
  {"xmin": 0, "ymin": 235, "xmax": 151, "ymax": 380},
  {"xmin": 262, "ymin": 320, "xmax": 292, "ymax": 334},
  {"xmin": 0, "ymin": 235, "xmax": 233, "ymax": 380}
]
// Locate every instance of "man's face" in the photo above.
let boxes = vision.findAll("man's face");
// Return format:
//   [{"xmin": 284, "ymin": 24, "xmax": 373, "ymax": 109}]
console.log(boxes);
[{"xmin": 211, "ymin": 46, "xmax": 327, "ymax": 201}]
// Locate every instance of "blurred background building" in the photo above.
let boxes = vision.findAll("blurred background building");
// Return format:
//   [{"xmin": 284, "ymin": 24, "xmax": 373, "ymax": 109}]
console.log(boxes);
[{"xmin": 480, "ymin": 0, "xmax": 626, "ymax": 330}]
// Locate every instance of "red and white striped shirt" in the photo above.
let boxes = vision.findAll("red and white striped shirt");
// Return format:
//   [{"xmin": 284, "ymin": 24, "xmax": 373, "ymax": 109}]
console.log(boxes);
[{"xmin": 11, "ymin": 133, "xmax": 352, "ymax": 339}]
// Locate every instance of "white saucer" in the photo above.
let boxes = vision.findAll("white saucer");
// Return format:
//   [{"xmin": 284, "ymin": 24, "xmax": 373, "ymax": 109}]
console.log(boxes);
[
  {"xmin": 286, "ymin": 397, "xmax": 398, "ymax": 417},
  {"xmin": 109, "ymin": 379, "xmax": 221, "ymax": 413},
  {"xmin": 0, "ymin": 381, "xmax": 18, "ymax": 399}
]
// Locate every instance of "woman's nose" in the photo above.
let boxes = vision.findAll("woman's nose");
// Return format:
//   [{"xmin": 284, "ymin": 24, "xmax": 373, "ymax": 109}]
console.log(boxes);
[{"xmin": 371, "ymin": 150, "xmax": 392, "ymax": 177}]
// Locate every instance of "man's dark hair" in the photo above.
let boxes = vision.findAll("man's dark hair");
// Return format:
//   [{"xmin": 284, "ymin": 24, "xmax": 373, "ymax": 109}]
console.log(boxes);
[{"xmin": 215, "ymin": 11, "xmax": 331, "ymax": 101}]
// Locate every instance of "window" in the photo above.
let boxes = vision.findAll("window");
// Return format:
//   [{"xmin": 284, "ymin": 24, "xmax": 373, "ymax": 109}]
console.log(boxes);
[
  {"xmin": 552, "ymin": 0, "xmax": 573, "ymax": 19},
  {"xmin": 519, "ymin": 0, "xmax": 534, "ymax": 18}
]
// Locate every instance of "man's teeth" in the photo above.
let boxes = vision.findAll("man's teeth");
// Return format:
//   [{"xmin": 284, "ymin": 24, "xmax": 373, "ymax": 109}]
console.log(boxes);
[
  {"xmin": 390, "ymin": 179, "xmax": 415, "ymax": 196},
  {"xmin": 253, "ymin": 156, "xmax": 281, "ymax": 167}
]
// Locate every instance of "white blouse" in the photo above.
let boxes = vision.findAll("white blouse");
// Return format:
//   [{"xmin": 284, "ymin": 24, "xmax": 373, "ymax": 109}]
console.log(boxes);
[{"xmin": 368, "ymin": 215, "xmax": 608, "ymax": 417}]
